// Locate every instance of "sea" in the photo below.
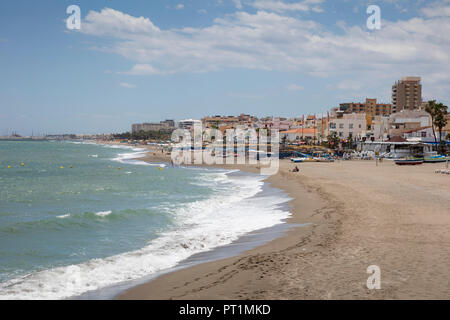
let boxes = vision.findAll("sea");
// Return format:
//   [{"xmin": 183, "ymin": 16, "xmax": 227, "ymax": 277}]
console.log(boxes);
[{"xmin": 0, "ymin": 140, "xmax": 291, "ymax": 300}]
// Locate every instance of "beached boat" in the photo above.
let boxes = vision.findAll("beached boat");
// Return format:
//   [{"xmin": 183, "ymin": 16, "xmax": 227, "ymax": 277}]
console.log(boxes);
[
  {"xmin": 314, "ymin": 157, "xmax": 335, "ymax": 163},
  {"xmin": 423, "ymin": 156, "xmax": 450, "ymax": 163},
  {"xmin": 290, "ymin": 158, "xmax": 304, "ymax": 163},
  {"xmin": 395, "ymin": 159, "xmax": 424, "ymax": 166}
]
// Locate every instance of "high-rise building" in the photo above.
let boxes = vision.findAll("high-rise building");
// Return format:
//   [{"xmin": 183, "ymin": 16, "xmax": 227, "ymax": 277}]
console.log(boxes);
[{"xmin": 392, "ymin": 77, "xmax": 422, "ymax": 113}]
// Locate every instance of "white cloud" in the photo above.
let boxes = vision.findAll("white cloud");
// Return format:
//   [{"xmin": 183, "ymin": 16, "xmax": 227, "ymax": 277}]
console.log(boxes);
[
  {"xmin": 250, "ymin": 0, "xmax": 325, "ymax": 12},
  {"xmin": 233, "ymin": 0, "xmax": 243, "ymax": 9},
  {"xmin": 82, "ymin": 8, "xmax": 160, "ymax": 37},
  {"xmin": 176, "ymin": 4, "xmax": 185, "ymax": 10},
  {"xmin": 119, "ymin": 82, "xmax": 136, "ymax": 88},
  {"xmin": 79, "ymin": 7, "xmax": 450, "ymax": 100},
  {"xmin": 287, "ymin": 84, "xmax": 305, "ymax": 91},
  {"xmin": 421, "ymin": 3, "xmax": 450, "ymax": 17},
  {"xmin": 125, "ymin": 64, "xmax": 163, "ymax": 75}
]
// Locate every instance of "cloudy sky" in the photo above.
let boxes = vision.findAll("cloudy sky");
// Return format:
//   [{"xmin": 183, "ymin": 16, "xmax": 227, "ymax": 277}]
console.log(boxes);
[{"xmin": 1, "ymin": 0, "xmax": 450, "ymax": 134}]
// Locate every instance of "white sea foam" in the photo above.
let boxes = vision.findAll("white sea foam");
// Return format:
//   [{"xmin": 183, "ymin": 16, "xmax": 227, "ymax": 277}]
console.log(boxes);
[
  {"xmin": 95, "ymin": 211, "xmax": 112, "ymax": 217},
  {"xmin": 57, "ymin": 214, "xmax": 71, "ymax": 219},
  {"xmin": 0, "ymin": 167, "xmax": 291, "ymax": 300},
  {"xmin": 112, "ymin": 150, "xmax": 166, "ymax": 167}
]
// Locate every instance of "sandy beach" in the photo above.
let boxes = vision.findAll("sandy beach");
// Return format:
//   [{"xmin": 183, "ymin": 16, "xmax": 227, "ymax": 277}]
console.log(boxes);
[{"xmin": 114, "ymin": 145, "xmax": 450, "ymax": 300}]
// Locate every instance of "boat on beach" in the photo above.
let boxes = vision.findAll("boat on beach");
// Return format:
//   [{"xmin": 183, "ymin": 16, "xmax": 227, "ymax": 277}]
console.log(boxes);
[
  {"xmin": 395, "ymin": 158, "xmax": 424, "ymax": 166},
  {"xmin": 314, "ymin": 157, "xmax": 335, "ymax": 163},
  {"xmin": 423, "ymin": 156, "xmax": 450, "ymax": 163}
]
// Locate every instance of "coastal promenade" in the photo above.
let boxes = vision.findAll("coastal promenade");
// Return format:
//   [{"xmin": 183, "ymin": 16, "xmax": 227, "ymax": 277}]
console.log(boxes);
[{"xmin": 118, "ymin": 151, "xmax": 450, "ymax": 300}]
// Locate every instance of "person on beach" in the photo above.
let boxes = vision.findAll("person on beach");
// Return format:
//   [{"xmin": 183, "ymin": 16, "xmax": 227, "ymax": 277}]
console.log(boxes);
[{"xmin": 292, "ymin": 166, "xmax": 300, "ymax": 172}]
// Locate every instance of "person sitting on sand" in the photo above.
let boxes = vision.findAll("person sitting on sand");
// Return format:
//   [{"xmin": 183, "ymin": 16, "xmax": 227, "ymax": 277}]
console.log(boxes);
[{"xmin": 292, "ymin": 166, "xmax": 299, "ymax": 172}]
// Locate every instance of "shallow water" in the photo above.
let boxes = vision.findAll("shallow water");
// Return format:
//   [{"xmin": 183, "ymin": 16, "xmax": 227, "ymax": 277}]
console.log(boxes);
[{"xmin": 0, "ymin": 141, "xmax": 291, "ymax": 299}]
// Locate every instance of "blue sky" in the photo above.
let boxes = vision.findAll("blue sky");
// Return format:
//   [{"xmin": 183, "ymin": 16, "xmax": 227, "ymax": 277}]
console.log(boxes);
[{"xmin": 1, "ymin": 0, "xmax": 450, "ymax": 135}]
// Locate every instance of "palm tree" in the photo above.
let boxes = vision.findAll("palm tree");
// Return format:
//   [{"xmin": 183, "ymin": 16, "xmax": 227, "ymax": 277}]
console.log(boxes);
[
  {"xmin": 434, "ymin": 103, "xmax": 448, "ymax": 154},
  {"xmin": 425, "ymin": 100, "xmax": 438, "ymax": 147}
]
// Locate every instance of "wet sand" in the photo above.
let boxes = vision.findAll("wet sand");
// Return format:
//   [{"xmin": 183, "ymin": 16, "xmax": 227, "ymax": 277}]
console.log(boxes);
[{"xmin": 113, "ymin": 144, "xmax": 450, "ymax": 299}]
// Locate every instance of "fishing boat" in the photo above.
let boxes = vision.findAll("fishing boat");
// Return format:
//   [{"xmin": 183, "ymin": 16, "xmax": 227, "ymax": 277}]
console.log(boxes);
[
  {"xmin": 314, "ymin": 157, "xmax": 335, "ymax": 163},
  {"xmin": 290, "ymin": 158, "xmax": 304, "ymax": 163},
  {"xmin": 423, "ymin": 156, "xmax": 450, "ymax": 163},
  {"xmin": 395, "ymin": 158, "xmax": 424, "ymax": 166}
]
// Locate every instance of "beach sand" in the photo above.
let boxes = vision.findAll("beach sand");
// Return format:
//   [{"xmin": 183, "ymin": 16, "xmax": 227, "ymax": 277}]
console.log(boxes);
[{"xmin": 114, "ymin": 146, "xmax": 450, "ymax": 300}]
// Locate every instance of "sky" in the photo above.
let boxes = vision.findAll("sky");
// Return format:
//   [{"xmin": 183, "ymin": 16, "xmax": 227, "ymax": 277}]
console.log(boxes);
[{"xmin": 1, "ymin": 0, "xmax": 450, "ymax": 135}]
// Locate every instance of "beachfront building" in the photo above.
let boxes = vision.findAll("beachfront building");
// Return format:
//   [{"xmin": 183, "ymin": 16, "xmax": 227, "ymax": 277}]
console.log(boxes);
[
  {"xmin": 402, "ymin": 126, "xmax": 435, "ymax": 142},
  {"xmin": 392, "ymin": 76, "xmax": 422, "ymax": 113},
  {"xmin": 280, "ymin": 128, "xmax": 318, "ymax": 143},
  {"xmin": 359, "ymin": 137, "xmax": 435, "ymax": 158},
  {"xmin": 132, "ymin": 120, "xmax": 175, "ymax": 133},
  {"xmin": 329, "ymin": 113, "xmax": 366, "ymax": 139},
  {"xmin": 387, "ymin": 109, "xmax": 431, "ymax": 138},
  {"xmin": 367, "ymin": 116, "xmax": 390, "ymax": 141},
  {"xmin": 444, "ymin": 114, "xmax": 450, "ymax": 138}
]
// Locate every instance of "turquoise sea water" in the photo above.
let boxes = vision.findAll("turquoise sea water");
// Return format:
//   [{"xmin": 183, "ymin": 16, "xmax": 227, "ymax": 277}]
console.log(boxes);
[{"xmin": 0, "ymin": 141, "xmax": 291, "ymax": 299}]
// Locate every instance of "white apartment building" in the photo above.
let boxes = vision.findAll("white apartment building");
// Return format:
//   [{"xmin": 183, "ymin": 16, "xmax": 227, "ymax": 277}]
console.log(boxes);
[
  {"xmin": 329, "ymin": 113, "xmax": 366, "ymax": 139},
  {"xmin": 389, "ymin": 109, "xmax": 431, "ymax": 128},
  {"xmin": 370, "ymin": 116, "xmax": 390, "ymax": 141}
]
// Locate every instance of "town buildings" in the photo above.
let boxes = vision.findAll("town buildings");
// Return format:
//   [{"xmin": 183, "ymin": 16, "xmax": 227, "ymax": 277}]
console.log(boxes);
[{"xmin": 127, "ymin": 76, "xmax": 448, "ymax": 147}]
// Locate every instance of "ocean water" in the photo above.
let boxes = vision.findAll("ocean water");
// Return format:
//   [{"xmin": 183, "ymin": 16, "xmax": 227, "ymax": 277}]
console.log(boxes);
[{"xmin": 0, "ymin": 141, "xmax": 291, "ymax": 300}]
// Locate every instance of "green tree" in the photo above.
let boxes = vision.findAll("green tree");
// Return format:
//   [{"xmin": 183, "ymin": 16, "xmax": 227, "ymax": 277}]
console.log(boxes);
[
  {"xmin": 327, "ymin": 132, "xmax": 339, "ymax": 150},
  {"xmin": 434, "ymin": 102, "xmax": 448, "ymax": 154},
  {"xmin": 425, "ymin": 100, "xmax": 438, "ymax": 147}
]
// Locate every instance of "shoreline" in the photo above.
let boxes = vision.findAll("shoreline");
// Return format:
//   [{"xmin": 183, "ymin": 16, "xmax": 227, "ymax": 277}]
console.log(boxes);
[
  {"xmin": 100, "ymin": 141, "xmax": 450, "ymax": 299},
  {"xmin": 73, "ymin": 140, "xmax": 302, "ymax": 300},
  {"xmin": 117, "ymin": 148, "xmax": 334, "ymax": 299},
  {"xmin": 76, "ymin": 168, "xmax": 297, "ymax": 300}
]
